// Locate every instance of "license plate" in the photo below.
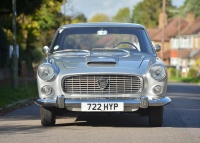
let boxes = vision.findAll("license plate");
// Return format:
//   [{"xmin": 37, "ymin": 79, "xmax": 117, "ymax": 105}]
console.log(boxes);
[{"xmin": 81, "ymin": 102, "xmax": 124, "ymax": 112}]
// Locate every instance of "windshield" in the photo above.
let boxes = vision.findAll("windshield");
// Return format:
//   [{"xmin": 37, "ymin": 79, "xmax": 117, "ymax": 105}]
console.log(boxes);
[{"xmin": 50, "ymin": 27, "xmax": 154, "ymax": 54}]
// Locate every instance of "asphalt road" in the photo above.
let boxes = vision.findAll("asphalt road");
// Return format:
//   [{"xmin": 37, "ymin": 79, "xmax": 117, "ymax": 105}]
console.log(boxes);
[{"xmin": 0, "ymin": 82, "xmax": 200, "ymax": 143}]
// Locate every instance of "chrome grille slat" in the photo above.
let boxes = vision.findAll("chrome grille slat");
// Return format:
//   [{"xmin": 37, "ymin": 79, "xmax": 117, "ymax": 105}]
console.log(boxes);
[{"xmin": 62, "ymin": 75, "xmax": 142, "ymax": 94}]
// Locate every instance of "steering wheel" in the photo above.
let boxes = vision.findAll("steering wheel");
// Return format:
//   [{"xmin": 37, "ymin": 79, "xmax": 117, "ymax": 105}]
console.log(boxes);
[{"xmin": 113, "ymin": 42, "xmax": 138, "ymax": 50}]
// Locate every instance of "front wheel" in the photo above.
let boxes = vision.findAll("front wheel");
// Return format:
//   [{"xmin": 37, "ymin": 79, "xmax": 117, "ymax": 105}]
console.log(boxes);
[
  {"xmin": 149, "ymin": 106, "xmax": 163, "ymax": 127},
  {"xmin": 40, "ymin": 107, "xmax": 55, "ymax": 126}
]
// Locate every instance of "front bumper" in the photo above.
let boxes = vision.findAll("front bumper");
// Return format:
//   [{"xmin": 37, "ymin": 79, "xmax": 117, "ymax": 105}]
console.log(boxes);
[{"xmin": 34, "ymin": 96, "xmax": 171, "ymax": 111}]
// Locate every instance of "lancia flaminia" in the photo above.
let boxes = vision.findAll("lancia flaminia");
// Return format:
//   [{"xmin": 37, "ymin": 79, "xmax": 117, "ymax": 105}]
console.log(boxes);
[{"xmin": 35, "ymin": 22, "xmax": 171, "ymax": 127}]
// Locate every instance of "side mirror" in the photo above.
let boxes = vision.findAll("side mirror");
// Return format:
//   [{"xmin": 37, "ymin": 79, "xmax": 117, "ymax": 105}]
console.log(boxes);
[
  {"xmin": 154, "ymin": 44, "xmax": 161, "ymax": 52},
  {"xmin": 42, "ymin": 46, "xmax": 50, "ymax": 55}
]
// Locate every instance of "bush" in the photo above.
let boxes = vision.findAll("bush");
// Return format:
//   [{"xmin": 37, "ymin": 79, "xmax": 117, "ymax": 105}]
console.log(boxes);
[
  {"xmin": 187, "ymin": 68, "xmax": 197, "ymax": 78},
  {"xmin": 167, "ymin": 67, "xmax": 176, "ymax": 77}
]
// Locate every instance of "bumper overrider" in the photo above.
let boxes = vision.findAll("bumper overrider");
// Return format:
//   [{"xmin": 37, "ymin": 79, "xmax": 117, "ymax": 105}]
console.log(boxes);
[{"xmin": 34, "ymin": 95, "xmax": 171, "ymax": 111}]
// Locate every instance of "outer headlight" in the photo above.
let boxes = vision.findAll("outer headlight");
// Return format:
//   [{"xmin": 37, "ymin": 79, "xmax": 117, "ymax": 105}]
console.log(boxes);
[
  {"xmin": 38, "ymin": 64, "xmax": 55, "ymax": 81},
  {"xmin": 150, "ymin": 65, "xmax": 166, "ymax": 80}
]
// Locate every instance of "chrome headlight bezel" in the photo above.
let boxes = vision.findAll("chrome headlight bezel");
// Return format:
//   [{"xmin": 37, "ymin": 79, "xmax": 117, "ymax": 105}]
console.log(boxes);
[
  {"xmin": 150, "ymin": 64, "xmax": 166, "ymax": 81},
  {"xmin": 38, "ymin": 63, "xmax": 55, "ymax": 81}
]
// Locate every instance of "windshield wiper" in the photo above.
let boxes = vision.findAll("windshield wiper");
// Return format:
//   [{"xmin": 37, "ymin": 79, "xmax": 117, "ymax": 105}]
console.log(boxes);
[
  {"xmin": 92, "ymin": 48, "xmax": 130, "ymax": 55},
  {"xmin": 53, "ymin": 49, "xmax": 90, "ymax": 54}
]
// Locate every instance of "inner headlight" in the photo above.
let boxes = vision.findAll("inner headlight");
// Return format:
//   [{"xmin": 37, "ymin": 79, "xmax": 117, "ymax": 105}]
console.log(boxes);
[
  {"xmin": 150, "ymin": 65, "xmax": 166, "ymax": 80},
  {"xmin": 38, "ymin": 64, "xmax": 55, "ymax": 81},
  {"xmin": 41, "ymin": 85, "xmax": 52, "ymax": 95}
]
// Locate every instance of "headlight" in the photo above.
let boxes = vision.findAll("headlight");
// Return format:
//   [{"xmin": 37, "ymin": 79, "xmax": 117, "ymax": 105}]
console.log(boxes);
[
  {"xmin": 150, "ymin": 65, "xmax": 166, "ymax": 80},
  {"xmin": 41, "ymin": 85, "xmax": 52, "ymax": 95},
  {"xmin": 153, "ymin": 85, "xmax": 163, "ymax": 95},
  {"xmin": 38, "ymin": 64, "xmax": 55, "ymax": 81}
]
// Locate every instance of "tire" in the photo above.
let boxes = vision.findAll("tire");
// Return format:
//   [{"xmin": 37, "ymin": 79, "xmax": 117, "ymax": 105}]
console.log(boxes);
[
  {"xmin": 149, "ymin": 106, "xmax": 163, "ymax": 127},
  {"xmin": 40, "ymin": 107, "xmax": 55, "ymax": 126}
]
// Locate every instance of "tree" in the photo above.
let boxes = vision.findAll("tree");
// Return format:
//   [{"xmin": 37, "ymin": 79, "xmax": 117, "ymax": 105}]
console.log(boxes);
[
  {"xmin": 182, "ymin": 0, "xmax": 200, "ymax": 17},
  {"xmin": 132, "ymin": 0, "xmax": 175, "ymax": 28},
  {"xmin": 71, "ymin": 13, "xmax": 87, "ymax": 23},
  {"xmin": 112, "ymin": 7, "xmax": 131, "ymax": 23},
  {"xmin": 0, "ymin": 0, "xmax": 65, "ymax": 70},
  {"xmin": 0, "ymin": 26, "xmax": 9, "ymax": 68},
  {"xmin": 0, "ymin": 0, "xmax": 87, "ymax": 71},
  {"xmin": 89, "ymin": 13, "xmax": 110, "ymax": 22},
  {"xmin": 0, "ymin": 0, "xmax": 44, "ymax": 30},
  {"xmin": 17, "ymin": 0, "xmax": 66, "ymax": 69},
  {"xmin": 0, "ymin": 0, "xmax": 42, "ymax": 15},
  {"xmin": 0, "ymin": 0, "xmax": 43, "ymax": 68}
]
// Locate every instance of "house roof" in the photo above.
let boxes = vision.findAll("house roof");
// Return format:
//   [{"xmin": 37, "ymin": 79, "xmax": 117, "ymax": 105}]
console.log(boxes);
[
  {"xmin": 147, "ymin": 29, "xmax": 160, "ymax": 38},
  {"xmin": 147, "ymin": 17, "xmax": 189, "ymax": 42},
  {"xmin": 180, "ymin": 17, "xmax": 200, "ymax": 35},
  {"xmin": 147, "ymin": 13, "xmax": 200, "ymax": 41}
]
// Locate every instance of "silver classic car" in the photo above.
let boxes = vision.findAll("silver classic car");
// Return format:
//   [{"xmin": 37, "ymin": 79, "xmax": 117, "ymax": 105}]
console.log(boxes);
[{"xmin": 35, "ymin": 22, "xmax": 171, "ymax": 127}]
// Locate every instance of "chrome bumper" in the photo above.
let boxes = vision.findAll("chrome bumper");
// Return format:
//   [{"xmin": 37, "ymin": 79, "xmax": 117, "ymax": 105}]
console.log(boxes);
[{"xmin": 34, "ymin": 96, "xmax": 171, "ymax": 110}]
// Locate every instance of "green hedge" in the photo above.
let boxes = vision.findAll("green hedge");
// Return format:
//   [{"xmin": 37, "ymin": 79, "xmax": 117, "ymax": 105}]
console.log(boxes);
[
  {"xmin": 187, "ymin": 68, "xmax": 197, "ymax": 78},
  {"xmin": 167, "ymin": 67, "xmax": 181, "ymax": 78}
]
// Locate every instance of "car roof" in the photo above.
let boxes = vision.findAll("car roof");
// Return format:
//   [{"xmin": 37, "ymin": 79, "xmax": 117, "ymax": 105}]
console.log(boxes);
[{"xmin": 60, "ymin": 22, "xmax": 145, "ymax": 29}]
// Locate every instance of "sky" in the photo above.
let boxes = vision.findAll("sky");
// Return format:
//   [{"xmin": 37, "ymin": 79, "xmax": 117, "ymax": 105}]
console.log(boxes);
[{"xmin": 61, "ymin": 0, "xmax": 186, "ymax": 20}]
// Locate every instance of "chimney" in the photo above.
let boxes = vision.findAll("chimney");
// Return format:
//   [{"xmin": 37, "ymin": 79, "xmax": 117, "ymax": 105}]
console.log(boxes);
[
  {"xmin": 159, "ymin": 12, "xmax": 167, "ymax": 28},
  {"xmin": 186, "ymin": 12, "xmax": 195, "ymax": 23}
]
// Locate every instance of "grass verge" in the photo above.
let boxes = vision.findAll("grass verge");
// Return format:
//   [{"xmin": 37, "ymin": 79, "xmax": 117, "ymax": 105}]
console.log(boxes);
[{"xmin": 0, "ymin": 81, "xmax": 38, "ymax": 115}]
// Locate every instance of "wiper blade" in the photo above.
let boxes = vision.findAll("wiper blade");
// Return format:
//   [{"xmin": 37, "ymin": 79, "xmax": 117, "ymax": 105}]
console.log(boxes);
[
  {"xmin": 53, "ymin": 49, "xmax": 90, "ymax": 54},
  {"xmin": 92, "ymin": 48, "xmax": 130, "ymax": 55},
  {"xmin": 92, "ymin": 48, "xmax": 117, "ymax": 51}
]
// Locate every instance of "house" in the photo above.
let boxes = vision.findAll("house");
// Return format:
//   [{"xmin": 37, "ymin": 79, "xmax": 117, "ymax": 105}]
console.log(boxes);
[
  {"xmin": 170, "ymin": 15, "xmax": 200, "ymax": 70},
  {"xmin": 147, "ymin": 12, "xmax": 200, "ymax": 68}
]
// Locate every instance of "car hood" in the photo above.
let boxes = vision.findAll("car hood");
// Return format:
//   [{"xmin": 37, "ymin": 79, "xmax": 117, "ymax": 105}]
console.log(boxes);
[{"xmin": 54, "ymin": 53, "xmax": 146, "ymax": 69}]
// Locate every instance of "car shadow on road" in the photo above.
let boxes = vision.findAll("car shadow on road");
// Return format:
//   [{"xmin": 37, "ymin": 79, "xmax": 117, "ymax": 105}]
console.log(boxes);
[
  {"xmin": 56, "ymin": 113, "xmax": 151, "ymax": 127},
  {"xmin": 55, "ymin": 103, "xmax": 200, "ymax": 128}
]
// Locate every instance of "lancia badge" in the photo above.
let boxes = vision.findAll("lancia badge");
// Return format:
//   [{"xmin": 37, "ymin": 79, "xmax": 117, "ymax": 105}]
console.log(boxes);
[{"xmin": 97, "ymin": 78, "xmax": 108, "ymax": 90}]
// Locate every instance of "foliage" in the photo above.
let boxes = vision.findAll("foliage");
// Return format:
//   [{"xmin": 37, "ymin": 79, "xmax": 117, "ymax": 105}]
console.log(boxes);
[
  {"xmin": 0, "ymin": 0, "xmax": 42, "ymax": 16},
  {"xmin": 16, "ymin": 0, "xmax": 66, "ymax": 70},
  {"xmin": 0, "ymin": 0, "xmax": 43, "ymax": 31},
  {"xmin": 182, "ymin": 0, "xmax": 200, "ymax": 17},
  {"xmin": 89, "ymin": 13, "xmax": 110, "ymax": 22},
  {"xmin": 112, "ymin": 7, "xmax": 131, "ymax": 23},
  {"xmin": 71, "ymin": 13, "xmax": 87, "ymax": 23},
  {"xmin": 0, "ymin": 0, "xmax": 87, "ymax": 71},
  {"xmin": 167, "ymin": 67, "xmax": 176, "ymax": 77},
  {"xmin": 181, "ymin": 77, "xmax": 200, "ymax": 83},
  {"xmin": 132, "ymin": 0, "xmax": 175, "ymax": 28},
  {"xmin": 0, "ymin": 27, "xmax": 9, "ymax": 68},
  {"xmin": 187, "ymin": 68, "xmax": 197, "ymax": 78},
  {"xmin": 0, "ymin": 0, "xmax": 43, "ymax": 69}
]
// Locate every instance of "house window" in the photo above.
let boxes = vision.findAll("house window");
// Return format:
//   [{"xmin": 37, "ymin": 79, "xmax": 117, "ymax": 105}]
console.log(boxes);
[
  {"xmin": 171, "ymin": 38, "xmax": 178, "ymax": 49},
  {"xmin": 180, "ymin": 36, "xmax": 193, "ymax": 49},
  {"xmin": 170, "ymin": 57, "xmax": 178, "ymax": 66}
]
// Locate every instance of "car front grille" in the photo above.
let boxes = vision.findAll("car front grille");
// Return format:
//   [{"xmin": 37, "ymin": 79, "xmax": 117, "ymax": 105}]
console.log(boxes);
[{"xmin": 62, "ymin": 75, "xmax": 143, "ymax": 94}]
